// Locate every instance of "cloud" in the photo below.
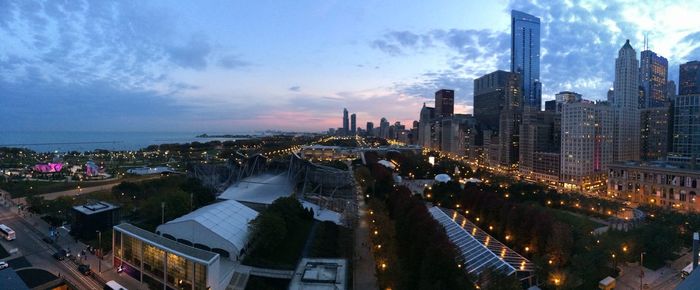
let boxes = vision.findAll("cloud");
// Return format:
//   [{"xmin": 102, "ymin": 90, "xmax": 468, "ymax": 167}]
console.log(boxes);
[
  {"xmin": 218, "ymin": 54, "xmax": 250, "ymax": 69},
  {"xmin": 288, "ymin": 86, "xmax": 301, "ymax": 92},
  {"xmin": 167, "ymin": 34, "xmax": 211, "ymax": 70}
]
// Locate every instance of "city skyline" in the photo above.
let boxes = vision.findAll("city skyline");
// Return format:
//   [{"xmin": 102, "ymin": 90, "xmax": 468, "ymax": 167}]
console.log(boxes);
[{"xmin": 2, "ymin": 1, "xmax": 700, "ymax": 132}]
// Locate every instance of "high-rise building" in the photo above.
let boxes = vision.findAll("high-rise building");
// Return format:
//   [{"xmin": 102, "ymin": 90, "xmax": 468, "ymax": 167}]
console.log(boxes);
[
  {"xmin": 350, "ymin": 113, "xmax": 356, "ymax": 135},
  {"xmin": 379, "ymin": 117, "xmax": 390, "ymax": 139},
  {"xmin": 639, "ymin": 50, "xmax": 668, "ymax": 108},
  {"xmin": 474, "ymin": 70, "xmax": 522, "ymax": 168},
  {"xmin": 640, "ymin": 104, "xmax": 671, "ymax": 160},
  {"xmin": 667, "ymin": 80, "xmax": 677, "ymax": 98},
  {"xmin": 497, "ymin": 73, "xmax": 523, "ymax": 169},
  {"xmin": 544, "ymin": 100, "xmax": 556, "ymax": 112},
  {"xmin": 680, "ymin": 61, "xmax": 700, "ymax": 95},
  {"xmin": 607, "ymin": 88, "xmax": 615, "ymax": 103},
  {"xmin": 435, "ymin": 89, "xmax": 455, "ymax": 118},
  {"xmin": 670, "ymin": 94, "xmax": 700, "ymax": 163},
  {"xmin": 611, "ymin": 40, "xmax": 641, "ymax": 162},
  {"xmin": 520, "ymin": 107, "xmax": 561, "ymax": 184},
  {"xmin": 511, "ymin": 10, "xmax": 541, "ymax": 108},
  {"xmin": 418, "ymin": 103, "xmax": 435, "ymax": 148},
  {"xmin": 554, "ymin": 91, "xmax": 582, "ymax": 113},
  {"xmin": 560, "ymin": 101, "xmax": 613, "ymax": 191},
  {"xmin": 474, "ymin": 70, "xmax": 516, "ymax": 131},
  {"xmin": 342, "ymin": 108, "xmax": 349, "ymax": 135},
  {"xmin": 366, "ymin": 122, "xmax": 374, "ymax": 137}
]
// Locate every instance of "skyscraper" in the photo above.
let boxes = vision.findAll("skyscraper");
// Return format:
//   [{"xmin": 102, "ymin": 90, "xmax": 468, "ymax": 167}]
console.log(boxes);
[
  {"xmin": 350, "ymin": 113, "xmax": 356, "ymax": 135},
  {"xmin": 418, "ymin": 103, "xmax": 435, "ymax": 148},
  {"xmin": 640, "ymin": 104, "xmax": 670, "ymax": 160},
  {"xmin": 379, "ymin": 117, "xmax": 390, "ymax": 139},
  {"xmin": 667, "ymin": 80, "xmax": 677, "ymax": 98},
  {"xmin": 342, "ymin": 108, "xmax": 349, "ymax": 135},
  {"xmin": 670, "ymin": 94, "xmax": 700, "ymax": 162},
  {"xmin": 435, "ymin": 89, "xmax": 455, "ymax": 118},
  {"xmin": 612, "ymin": 40, "xmax": 641, "ymax": 162},
  {"xmin": 511, "ymin": 10, "xmax": 541, "ymax": 108},
  {"xmin": 366, "ymin": 122, "xmax": 374, "ymax": 137},
  {"xmin": 639, "ymin": 50, "xmax": 668, "ymax": 108},
  {"xmin": 474, "ymin": 70, "xmax": 513, "ymax": 131},
  {"xmin": 680, "ymin": 61, "xmax": 700, "ymax": 95}
]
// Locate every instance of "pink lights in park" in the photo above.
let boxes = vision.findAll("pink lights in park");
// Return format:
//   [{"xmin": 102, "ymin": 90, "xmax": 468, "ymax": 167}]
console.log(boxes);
[{"xmin": 33, "ymin": 163, "xmax": 63, "ymax": 173}]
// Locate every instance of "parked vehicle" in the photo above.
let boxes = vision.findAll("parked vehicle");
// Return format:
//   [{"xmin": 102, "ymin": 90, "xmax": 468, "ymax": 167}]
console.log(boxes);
[
  {"xmin": 0, "ymin": 261, "xmax": 9, "ymax": 270},
  {"xmin": 78, "ymin": 264, "xmax": 91, "ymax": 276}
]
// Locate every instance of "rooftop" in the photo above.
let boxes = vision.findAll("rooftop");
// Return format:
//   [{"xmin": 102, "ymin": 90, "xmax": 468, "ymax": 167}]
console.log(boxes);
[
  {"xmin": 0, "ymin": 268, "xmax": 30, "ymax": 290},
  {"xmin": 218, "ymin": 173, "xmax": 293, "ymax": 205},
  {"xmin": 428, "ymin": 206, "xmax": 535, "ymax": 280},
  {"xmin": 114, "ymin": 223, "xmax": 219, "ymax": 264},
  {"xmin": 289, "ymin": 258, "xmax": 347, "ymax": 290},
  {"xmin": 73, "ymin": 201, "xmax": 119, "ymax": 215},
  {"xmin": 156, "ymin": 199, "xmax": 258, "ymax": 257}
]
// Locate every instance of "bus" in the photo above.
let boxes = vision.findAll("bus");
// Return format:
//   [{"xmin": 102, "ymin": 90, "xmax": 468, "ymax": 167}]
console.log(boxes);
[
  {"xmin": 0, "ymin": 224, "xmax": 16, "ymax": 241},
  {"xmin": 104, "ymin": 280, "xmax": 128, "ymax": 290},
  {"xmin": 682, "ymin": 262, "xmax": 694, "ymax": 279}
]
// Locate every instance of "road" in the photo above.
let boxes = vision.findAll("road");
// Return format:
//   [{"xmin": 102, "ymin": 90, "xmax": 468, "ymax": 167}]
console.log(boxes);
[
  {"xmin": 0, "ymin": 206, "xmax": 102, "ymax": 289},
  {"xmin": 12, "ymin": 174, "xmax": 164, "ymax": 204}
]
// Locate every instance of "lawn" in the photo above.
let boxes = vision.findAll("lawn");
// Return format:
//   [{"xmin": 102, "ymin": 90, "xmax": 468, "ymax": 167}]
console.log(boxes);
[
  {"xmin": 0, "ymin": 175, "xmax": 157, "ymax": 198},
  {"xmin": 243, "ymin": 219, "xmax": 313, "ymax": 270}
]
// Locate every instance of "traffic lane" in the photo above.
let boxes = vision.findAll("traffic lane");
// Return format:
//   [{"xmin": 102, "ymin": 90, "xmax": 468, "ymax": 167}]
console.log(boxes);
[{"xmin": 0, "ymin": 208, "xmax": 101, "ymax": 289}]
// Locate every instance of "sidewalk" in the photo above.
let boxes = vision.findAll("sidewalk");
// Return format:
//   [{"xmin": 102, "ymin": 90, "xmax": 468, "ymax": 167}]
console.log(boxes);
[{"xmin": 353, "ymin": 188, "xmax": 379, "ymax": 290}]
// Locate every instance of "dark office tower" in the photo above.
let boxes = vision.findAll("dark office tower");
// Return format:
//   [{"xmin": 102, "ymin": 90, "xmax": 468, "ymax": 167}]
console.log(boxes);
[
  {"xmin": 671, "ymin": 95, "xmax": 700, "ymax": 163},
  {"xmin": 435, "ymin": 89, "xmax": 455, "ymax": 118},
  {"xmin": 667, "ymin": 80, "xmax": 677, "ymax": 98},
  {"xmin": 418, "ymin": 103, "xmax": 436, "ymax": 148},
  {"xmin": 366, "ymin": 122, "xmax": 374, "ymax": 136},
  {"xmin": 544, "ymin": 100, "xmax": 557, "ymax": 112},
  {"xmin": 474, "ymin": 70, "xmax": 519, "ymax": 131},
  {"xmin": 474, "ymin": 70, "xmax": 522, "ymax": 168},
  {"xmin": 639, "ymin": 50, "xmax": 668, "ymax": 108},
  {"xmin": 511, "ymin": 10, "xmax": 541, "ymax": 108},
  {"xmin": 350, "ymin": 113, "xmax": 356, "ymax": 135},
  {"xmin": 680, "ymin": 61, "xmax": 700, "ymax": 95},
  {"xmin": 640, "ymin": 104, "xmax": 670, "ymax": 160},
  {"xmin": 607, "ymin": 88, "xmax": 615, "ymax": 103},
  {"xmin": 342, "ymin": 108, "xmax": 349, "ymax": 135},
  {"xmin": 379, "ymin": 118, "xmax": 390, "ymax": 139}
]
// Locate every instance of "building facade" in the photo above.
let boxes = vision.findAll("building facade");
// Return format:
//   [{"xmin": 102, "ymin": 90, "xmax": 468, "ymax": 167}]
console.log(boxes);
[
  {"xmin": 612, "ymin": 40, "xmax": 641, "ymax": 162},
  {"xmin": 511, "ymin": 10, "xmax": 541, "ymax": 108},
  {"xmin": 608, "ymin": 162, "xmax": 700, "ymax": 212},
  {"xmin": 560, "ymin": 101, "xmax": 613, "ymax": 191},
  {"xmin": 639, "ymin": 50, "xmax": 668, "ymax": 108},
  {"xmin": 520, "ymin": 108, "xmax": 560, "ymax": 184},
  {"xmin": 113, "ymin": 223, "xmax": 225, "ymax": 290},
  {"xmin": 350, "ymin": 113, "xmax": 356, "ymax": 135},
  {"xmin": 435, "ymin": 89, "xmax": 455, "ymax": 118},
  {"xmin": 342, "ymin": 108, "xmax": 349, "ymax": 136},
  {"xmin": 640, "ymin": 104, "xmax": 670, "ymax": 160},
  {"xmin": 680, "ymin": 61, "xmax": 700, "ymax": 95},
  {"xmin": 670, "ymin": 94, "xmax": 700, "ymax": 163}
]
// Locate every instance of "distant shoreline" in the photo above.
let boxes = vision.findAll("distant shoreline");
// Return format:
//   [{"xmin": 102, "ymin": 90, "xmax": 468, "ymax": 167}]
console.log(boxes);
[{"xmin": 196, "ymin": 133, "xmax": 254, "ymax": 139}]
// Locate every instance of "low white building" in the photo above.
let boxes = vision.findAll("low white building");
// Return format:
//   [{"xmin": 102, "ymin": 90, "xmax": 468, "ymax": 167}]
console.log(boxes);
[{"xmin": 156, "ymin": 200, "xmax": 258, "ymax": 260}]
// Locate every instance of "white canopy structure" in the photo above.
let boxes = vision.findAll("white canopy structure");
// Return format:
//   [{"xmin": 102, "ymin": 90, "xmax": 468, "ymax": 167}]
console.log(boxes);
[
  {"xmin": 377, "ymin": 160, "xmax": 396, "ymax": 169},
  {"xmin": 434, "ymin": 174, "xmax": 451, "ymax": 183},
  {"xmin": 156, "ymin": 200, "xmax": 258, "ymax": 259}
]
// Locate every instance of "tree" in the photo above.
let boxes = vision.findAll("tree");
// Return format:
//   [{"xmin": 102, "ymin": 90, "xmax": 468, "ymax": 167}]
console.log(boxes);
[{"xmin": 249, "ymin": 213, "xmax": 287, "ymax": 253}]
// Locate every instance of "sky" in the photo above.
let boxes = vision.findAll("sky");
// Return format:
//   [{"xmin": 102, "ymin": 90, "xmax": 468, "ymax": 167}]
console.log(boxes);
[{"xmin": 1, "ymin": 0, "xmax": 700, "ymax": 133}]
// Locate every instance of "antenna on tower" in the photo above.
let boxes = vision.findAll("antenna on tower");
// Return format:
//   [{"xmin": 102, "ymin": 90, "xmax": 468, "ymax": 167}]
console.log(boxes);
[{"xmin": 644, "ymin": 32, "xmax": 649, "ymax": 50}]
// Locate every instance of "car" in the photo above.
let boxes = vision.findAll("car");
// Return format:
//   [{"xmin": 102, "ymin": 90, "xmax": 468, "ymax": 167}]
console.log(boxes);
[
  {"xmin": 0, "ymin": 261, "xmax": 8, "ymax": 270},
  {"xmin": 53, "ymin": 249, "xmax": 69, "ymax": 261},
  {"xmin": 77, "ymin": 264, "xmax": 91, "ymax": 276}
]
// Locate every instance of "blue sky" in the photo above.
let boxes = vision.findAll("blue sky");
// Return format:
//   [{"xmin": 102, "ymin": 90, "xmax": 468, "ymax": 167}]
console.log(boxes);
[{"xmin": 1, "ymin": 0, "xmax": 699, "ymax": 132}]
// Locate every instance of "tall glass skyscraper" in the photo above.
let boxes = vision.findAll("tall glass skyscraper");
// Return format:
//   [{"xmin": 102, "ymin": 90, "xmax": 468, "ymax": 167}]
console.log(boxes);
[{"xmin": 511, "ymin": 10, "xmax": 541, "ymax": 108}]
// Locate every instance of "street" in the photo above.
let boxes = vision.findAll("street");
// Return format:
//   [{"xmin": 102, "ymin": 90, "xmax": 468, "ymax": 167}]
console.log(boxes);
[{"xmin": 0, "ymin": 206, "xmax": 103, "ymax": 289}]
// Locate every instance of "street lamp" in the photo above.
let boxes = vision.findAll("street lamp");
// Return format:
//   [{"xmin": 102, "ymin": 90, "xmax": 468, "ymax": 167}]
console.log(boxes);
[
  {"xmin": 96, "ymin": 230, "xmax": 102, "ymax": 273},
  {"xmin": 640, "ymin": 252, "xmax": 646, "ymax": 290}
]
